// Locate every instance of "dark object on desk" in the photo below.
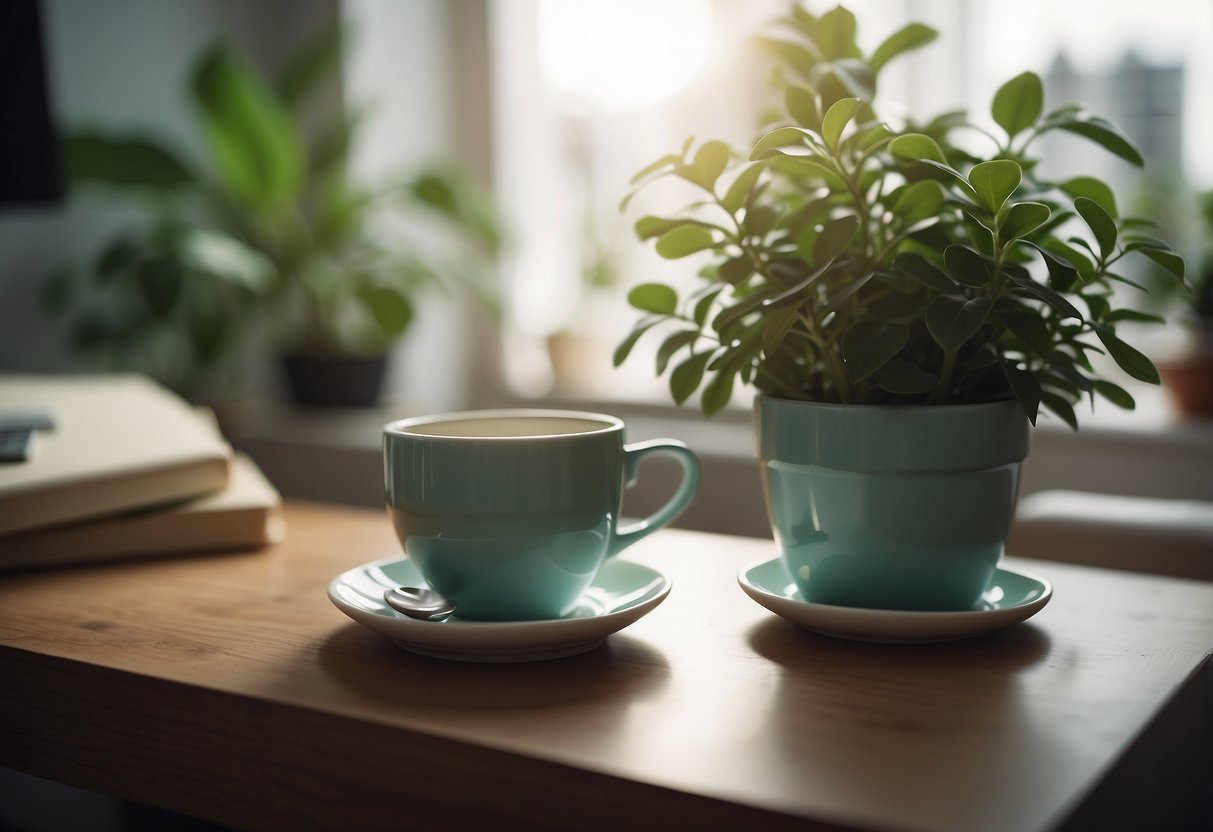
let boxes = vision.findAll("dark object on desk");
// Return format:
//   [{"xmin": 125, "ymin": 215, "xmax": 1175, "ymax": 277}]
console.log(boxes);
[
  {"xmin": 0, "ymin": 0, "xmax": 63, "ymax": 207},
  {"xmin": 0, "ymin": 431, "xmax": 33, "ymax": 464}
]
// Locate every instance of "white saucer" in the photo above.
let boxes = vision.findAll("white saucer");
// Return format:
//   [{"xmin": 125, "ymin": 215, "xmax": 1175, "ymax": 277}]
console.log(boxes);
[
  {"xmin": 738, "ymin": 557, "xmax": 1052, "ymax": 644},
  {"xmin": 328, "ymin": 557, "xmax": 670, "ymax": 662}
]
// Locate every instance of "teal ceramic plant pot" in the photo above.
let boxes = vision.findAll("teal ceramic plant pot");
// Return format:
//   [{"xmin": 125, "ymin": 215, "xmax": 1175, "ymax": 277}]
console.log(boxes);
[{"xmin": 756, "ymin": 396, "xmax": 1030, "ymax": 611}]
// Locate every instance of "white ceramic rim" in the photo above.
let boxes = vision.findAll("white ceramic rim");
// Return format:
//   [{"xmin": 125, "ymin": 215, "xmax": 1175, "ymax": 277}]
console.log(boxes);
[{"xmin": 383, "ymin": 408, "xmax": 624, "ymax": 441}]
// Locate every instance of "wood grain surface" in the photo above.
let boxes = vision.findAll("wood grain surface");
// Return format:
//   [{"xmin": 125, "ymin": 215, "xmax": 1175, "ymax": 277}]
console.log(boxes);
[{"xmin": 1, "ymin": 500, "xmax": 1210, "ymax": 832}]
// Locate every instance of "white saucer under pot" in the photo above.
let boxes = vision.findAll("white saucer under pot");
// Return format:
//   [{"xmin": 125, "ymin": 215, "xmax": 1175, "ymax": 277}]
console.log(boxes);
[{"xmin": 738, "ymin": 556, "xmax": 1052, "ymax": 644}]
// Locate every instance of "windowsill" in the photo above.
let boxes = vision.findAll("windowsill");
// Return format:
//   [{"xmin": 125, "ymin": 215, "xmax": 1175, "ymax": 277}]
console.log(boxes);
[{"xmin": 220, "ymin": 383, "xmax": 1213, "ymax": 538}]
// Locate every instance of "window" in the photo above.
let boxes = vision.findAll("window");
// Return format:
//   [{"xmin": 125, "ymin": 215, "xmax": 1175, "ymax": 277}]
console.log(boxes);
[{"xmin": 478, "ymin": 0, "xmax": 1209, "ymax": 410}]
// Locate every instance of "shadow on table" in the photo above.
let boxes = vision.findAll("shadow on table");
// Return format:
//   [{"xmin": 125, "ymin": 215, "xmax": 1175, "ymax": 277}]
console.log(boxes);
[
  {"xmin": 314, "ymin": 623, "xmax": 672, "ymax": 711},
  {"xmin": 747, "ymin": 616, "xmax": 1054, "ymax": 672}
]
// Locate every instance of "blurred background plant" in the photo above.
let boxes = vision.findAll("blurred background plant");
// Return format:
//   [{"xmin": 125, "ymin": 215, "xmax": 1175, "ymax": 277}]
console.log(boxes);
[{"xmin": 42, "ymin": 24, "xmax": 500, "ymax": 403}]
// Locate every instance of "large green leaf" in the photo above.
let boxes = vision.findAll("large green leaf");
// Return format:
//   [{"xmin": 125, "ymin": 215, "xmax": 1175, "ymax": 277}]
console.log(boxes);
[
  {"xmin": 613, "ymin": 318, "xmax": 661, "ymax": 366},
  {"xmin": 63, "ymin": 132, "xmax": 195, "ymax": 191},
  {"xmin": 1059, "ymin": 176, "xmax": 1118, "ymax": 219},
  {"xmin": 670, "ymin": 351, "xmax": 714, "ymax": 404},
  {"xmin": 869, "ymin": 22, "xmax": 937, "ymax": 73},
  {"xmin": 816, "ymin": 6, "xmax": 859, "ymax": 59},
  {"xmin": 842, "ymin": 320, "xmax": 908, "ymax": 382},
  {"xmin": 721, "ymin": 163, "xmax": 766, "ymax": 214},
  {"xmin": 627, "ymin": 283, "xmax": 678, "ymax": 314},
  {"xmin": 1074, "ymin": 196, "xmax": 1117, "ymax": 259},
  {"xmin": 681, "ymin": 140, "xmax": 731, "ymax": 192},
  {"xmin": 888, "ymin": 133, "xmax": 946, "ymax": 164},
  {"xmin": 890, "ymin": 180, "xmax": 944, "ymax": 224},
  {"xmin": 1001, "ymin": 361, "xmax": 1041, "ymax": 425},
  {"xmin": 784, "ymin": 86, "xmax": 821, "ymax": 130},
  {"xmin": 926, "ymin": 295, "xmax": 992, "ymax": 352},
  {"xmin": 1094, "ymin": 325, "xmax": 1160, "ymax": 383},
  {"xmin": 750, "ymin": 127, "xmax": 814, "ymax": 161},
  {"xmin": 1045, "ymin": 113, "xmax": 1143, "ymax": 166},
  {"xmin": 655, "ymin": 226, "xmax": 717, "ymax": 259},
  {"xmin": 943, "ymin": 245, "xmax": 992, "ymax": 288},
  {"xmin": 968, "ymin": 159, "xmax": 1021, "ymax": 215},
  {"xmin": 181, "ymin": 228, "xmax": 277, "ymax": 293},
  {"xmin": 359, "ymin": 284, "xmax": 414, "ymax": 337},
  {"xmin": 991, "ymin": 72, "xmax": 1043, "ymax": 138},
  {"xmin": 655, "ymin": 329, "xmax": 700, "ymax": 374},
  {"xmin": 894, "ymin": 252, "xmax": 957, "ymax": 292},
  {"xmin": 822, "ymin": 97, "xmax": 861, "ymax": 150},
  {"xmin": 999, "ymin": 202, "xmax": 1050, "ymax": 241},
  {"xmin": 191, "ymin": 43, "xmax": 304, "ymax": 208},
  {"xmin": 701, "ymin": 368, "xmax": 736, "ymax": 415}
]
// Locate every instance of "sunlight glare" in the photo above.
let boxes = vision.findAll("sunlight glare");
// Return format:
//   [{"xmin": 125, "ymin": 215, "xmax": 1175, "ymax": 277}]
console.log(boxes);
[{"xmin": 537, "ymin": 0, "xmax": 714, "ymax": 117}]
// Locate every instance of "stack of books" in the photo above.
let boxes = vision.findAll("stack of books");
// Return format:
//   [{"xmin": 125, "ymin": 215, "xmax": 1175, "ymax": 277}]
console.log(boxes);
[{"xmin": 0, "ymin": 373, "xmax": 284, "ymax": 570}]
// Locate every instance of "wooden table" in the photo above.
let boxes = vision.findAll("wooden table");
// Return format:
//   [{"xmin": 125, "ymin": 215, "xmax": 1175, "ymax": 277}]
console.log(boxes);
[{"xmin": 1, "ymin": 501, "xmax": 1210, "ymax": 831}]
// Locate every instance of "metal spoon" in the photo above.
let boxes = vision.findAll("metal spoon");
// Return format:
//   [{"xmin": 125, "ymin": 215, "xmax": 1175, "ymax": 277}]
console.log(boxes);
[{"xmin": 383, "ymin": 586, "xmax": 457, "ymax": 621}]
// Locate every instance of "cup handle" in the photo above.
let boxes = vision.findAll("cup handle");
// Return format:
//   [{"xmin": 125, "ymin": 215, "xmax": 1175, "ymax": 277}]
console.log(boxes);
[{"xmin": 608, "ymin": 439, "xmax": 701, "ymax": 557}]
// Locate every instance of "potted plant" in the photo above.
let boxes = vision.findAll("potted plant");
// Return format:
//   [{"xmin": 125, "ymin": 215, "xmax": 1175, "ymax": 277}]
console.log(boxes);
[
  {"xmin": 44, "ymin": 26, "xmax": 499, "ymax": 406},
  {"xmin": 614, "ymin": 4, "xmax": 1184, "ymax": 610},
  {"xmin": 1157, "ymin": 191, "xmax": 1213, "ymax": 415}
]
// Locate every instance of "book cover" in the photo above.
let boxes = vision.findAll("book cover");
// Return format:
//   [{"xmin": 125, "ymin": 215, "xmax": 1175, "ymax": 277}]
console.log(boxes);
[
  {"xmin": 0, "ymin": 374, "xmax": 232, "ymax": 535},
  {"xmin": 0, "ymin": 454, "xmax": 284, "ymax": 569}
]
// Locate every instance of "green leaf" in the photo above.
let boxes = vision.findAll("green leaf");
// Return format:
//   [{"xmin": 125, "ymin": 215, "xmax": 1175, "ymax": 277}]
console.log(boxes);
[
  {"xmin": 1093, "ymin": 379, "xmax": 1135, "ymax": 410},
  {"xmin": 1094, "ymin": 326, "xmax": 1160, "ymax": 384},
  {"xmin": 1074, "ymin": 196, "xmax": 1117, "ymax": 259},
  {"xmin": 191, "ymin": 43, "xmax": 304, "ymax": 208},
  {"xmin": 889, "ymin": 133, "xmax": 946, "ymax": 164},
  {"xmin": 359, "ymin": 285, "xmax": 414, "ymax": 337},
  {"xmin": 627, "ymin": 283, "xmax": 678, "ymax": 314},
  {"xmin": 683, "ymin": 140, "xmax": 731, "ymax": 192},
  {"xmin": 869, "ymin": 22, "xmax": 937, "ymax": 73},
  {"xmin": 630, "ymin": 150, "xmax": 685, "ymax": 186},
  {"xmin": 750, "ymin": 127, "xmax": 813, "ymax": 161},
  {"xmin": 817, "ymin": 6, "xmax": 859, "ymax": 59},
  {"xmin": 999, "ymin": 202, "xmax": 1051, "ymax": 241},
  {"xmin": 968, "ymin": 159, "xmax": 1021, "ymax": 215},
  {"xmin": 655, "ymin": 329, "xmax": 700, "ymax": 374},
  {"xmin": 943, "ymin": 245, "xmax": 992, "ymax": 288},
  {"xmin": 842, "ymin": 321, "xmax": 909, "ymax": 382},
  {"xmin": 721, "ymin": 162, "xmax": 766, "ymax": 214},
  {"xmin": 1047, "ymin": 114, "xmax": 1143, "ymax": 166},
  {"xmin": 181, "ymin": 228, "xmax": 276, "ymax": 293},
  {"xmin": 701, "ymin": 369, "xmax": 736, "ymax": 415},
  {"xmin": 670, "ymin": 351, "xmax": 713, "ymax": 405},
  {"xmin": 874, "ymin": 358, "xmax": 939, "ymax": 394},
  {"xmin": 812, "ymin": 214, "xmax": 861, "ymax": 264},
  {"xmin": 999, "ymin": 308, "xmax": 1052, "ymax": 357},
  {"xmin": 655, "ymin": 225, "xmax": 716, "ymax": 259},
  {"xmin": 822, "ymin": 97, "xmax": 861, "ymax": 150},
  {"xmin": 926, "ymin": 295, "xmax": 992, "ymax": 352},
  {"xmin": 992, "ymin": 71, "xmax": 1043, "ymax": 138},
  {"xmin": 1001, "ymin": 361, "xmax": 1042, "ymax": 425},
  {"xmin": 613, "ymin": 318, "xmax": 661, "ymax": 367},
  {"xmin": 1059, "ymin": 176, "xmax": 1118, "ymax": 219},
  {"xmin": 784, "ymin": 86, "xmax": 821, "ymax": 130},
  {"xmin": 717, "ymin": 256, "xmax": 753, "ymax": 285},
  {"xmin": 1021, "ymin": 241, "xmax": 1080, "ymax": 291},
  {"xmin": 63, "ymin": 132, "xmax": 195, "ymax": 191},
  {"xmin": 1137, "ymin": 247, "xmax": 1186, "ymax": 282},
  {"xmin": 762, "ymin": 304, "xmax": 802, "ymax": 356},
  {"xmin": 894, "ymin": 252, "xmax": 957, "ymax": 292},
  {"xmin": 1040, "ymin": 391, "xmax": 1078, "ymax": 430},
  {"xmin": 693, "ymin": 287, "xmax": 724, "ymax": 326},
  {"xmin": 890, "ymin": 181, "xmax": 944, "ymax": 225},
  {"xmin": 1008, "ymin": 275, "xmax": 1082, "ymax": 319}
]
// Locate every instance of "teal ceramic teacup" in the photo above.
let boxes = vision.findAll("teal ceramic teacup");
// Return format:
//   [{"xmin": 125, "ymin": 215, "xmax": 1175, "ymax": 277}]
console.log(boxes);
[{"xmin": 383, "ymin": 409, "xmax": 700, "ymax": 621}]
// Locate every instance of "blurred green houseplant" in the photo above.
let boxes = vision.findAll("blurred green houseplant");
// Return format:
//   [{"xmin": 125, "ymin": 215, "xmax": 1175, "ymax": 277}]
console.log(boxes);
[
  {"xmin": 45, "ymin": 27, "xmax": 499, "ymax": 402},
  {"xmin": 615, "ymin": 4, "xmax": 1184, "ymax": 427}
]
